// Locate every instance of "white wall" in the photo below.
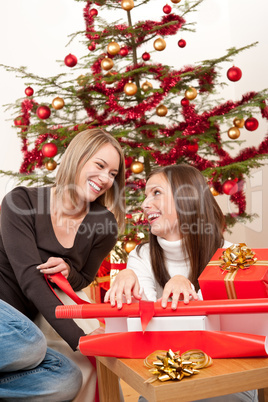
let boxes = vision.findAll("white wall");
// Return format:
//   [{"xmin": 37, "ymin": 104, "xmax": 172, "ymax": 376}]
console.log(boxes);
[{"xmin": 0, "ymin": 0, "xmax": 267, "ymax": 246}]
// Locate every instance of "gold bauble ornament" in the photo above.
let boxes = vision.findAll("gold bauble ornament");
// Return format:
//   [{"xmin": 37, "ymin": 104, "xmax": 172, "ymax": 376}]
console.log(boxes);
[
  {"xmin": 171, "ymin": 0, "xmax": 181, "ymax": 3},
  {"xmin": 130, "ymin": 161, "xmax": 144, "ymax": 174},
  {"xmin": 52, "ymin": 97, "xmax": 65, "ymax": 110},
  {"xmin": 101, "ymin": 57, "xmax": 114, "ymax": 71},
  {"xmin": 45, "ymin": 160, "xmax": 57, "ymax": 171},
  {"xmin": 156, "ymin": 104, "xmax": 168, "ymax": 117},
  {"xmin": 107, "ymin": 41, "xmax": 120, "ymax": 56},
  {"xmin": 233, "ymin": 118, "xmax": 244, "ymax": 128},
  {"xmin": 121, "ymin": 0, "xmax": 134, "ymax": 11},
  {"xmin": 141, "ymin": 81, "xmax": 153, "ymax": 92},
  {"xmin": 185, "ymin": 87, "xmax": 197, "ymax": 100},
  {"xmin": 124, "ymin": 239, "xmax": 137, "ymax": 254},
  {"xmin": 153, "ymin": 37, "xmax": 166, "ymax": 51},
  {"xmin": 210, "ymin": 187, "xmax": 219, "ymax": 196},
  {"xmin": 228, "ymin": 127, "xmax": 240, "ymax": 139},
  {"xmin": 77, "ymin": 75, "xmax": 87, "ymax": 86},
  {"xmin": 124, "ymin": 81, "xmax": 138, "ymax": 96}
]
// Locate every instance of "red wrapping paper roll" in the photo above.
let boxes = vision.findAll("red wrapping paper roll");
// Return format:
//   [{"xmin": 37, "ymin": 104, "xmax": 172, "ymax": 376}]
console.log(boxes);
[{"xmin": 56, "ymin": 298, "xmax": 268, "ymax": 319}]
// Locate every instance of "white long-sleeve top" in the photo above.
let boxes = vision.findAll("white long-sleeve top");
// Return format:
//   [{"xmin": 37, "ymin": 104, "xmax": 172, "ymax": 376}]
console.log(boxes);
[{"xmin": 127, "ymin": 236, "xmax": 232, "ymax": 301}]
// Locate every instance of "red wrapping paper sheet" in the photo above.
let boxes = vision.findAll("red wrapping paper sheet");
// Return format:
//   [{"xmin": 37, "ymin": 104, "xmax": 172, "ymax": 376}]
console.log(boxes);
[
  {"xmin": 79, "ymin": 331, "xmax": 268, "ymax": 359},
  {"xmin": 198, "ymin": 248, "xmax": 268, "ymax": 300}
]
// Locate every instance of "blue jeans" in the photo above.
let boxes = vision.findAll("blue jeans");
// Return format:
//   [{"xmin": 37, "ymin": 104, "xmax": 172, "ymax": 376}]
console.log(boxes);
[{"xmin": 0, "ymin": 299, "xmax": 82, "ymax": 401}]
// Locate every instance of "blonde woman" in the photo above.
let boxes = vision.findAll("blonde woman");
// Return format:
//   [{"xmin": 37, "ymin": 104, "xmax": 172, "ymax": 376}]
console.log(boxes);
[{"xmin": 0, "ymin": 129, "xmax": 125, "ymax": 401}]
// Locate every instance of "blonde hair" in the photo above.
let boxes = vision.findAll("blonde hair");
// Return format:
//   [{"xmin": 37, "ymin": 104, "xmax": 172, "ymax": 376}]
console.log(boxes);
[{"xmin": 55, "ymin": 128, "xmax": 126, "ymax": 230}]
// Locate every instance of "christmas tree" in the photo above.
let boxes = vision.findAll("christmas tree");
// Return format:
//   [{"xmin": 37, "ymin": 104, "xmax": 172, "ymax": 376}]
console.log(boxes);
[{"xmin": 1, "ymin": 0, "xmax": 268, "ymax": 263}]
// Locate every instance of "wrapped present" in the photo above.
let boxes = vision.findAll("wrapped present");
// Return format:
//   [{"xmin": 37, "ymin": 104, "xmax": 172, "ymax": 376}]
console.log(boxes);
[
  {"xmin": 83, "ymin": 257, "xmax": 126, "ymax": 303},
  {"xmin": 83, "ymin": 275, "xmax": 110, "ymax": 304},
  {"xmin": 198, "ymin": 244, "xmax": 268, "ymax": 300}
]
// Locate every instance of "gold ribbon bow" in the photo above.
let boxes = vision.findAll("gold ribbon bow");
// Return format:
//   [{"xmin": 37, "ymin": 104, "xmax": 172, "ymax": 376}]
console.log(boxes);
[
  {"xmin": 219, "ymin": 243, "xmax": 257, "ymax": 272},
  {"xmin": 144, "ymin": 349, "xmax": 212, "ymax": 383}
]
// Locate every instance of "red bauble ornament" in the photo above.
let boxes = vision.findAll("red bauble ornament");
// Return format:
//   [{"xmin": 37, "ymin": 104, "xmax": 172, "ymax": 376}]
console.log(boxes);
[
  {"xmin": 227, "ymin": 66, "xmax": 242, "ymax": 82},
  {"xmin": 163, "ymin": 4, "xmax": 172, "ymax": 14},
  {"xmin": 178, "ymin": 39, "xmax": 186, "ymax": 48},
  {"xmin": 14, "ymin": 116, "xmax": 28, "ymax": 126},
  {"xmin": 181, "ymin": 97, "xmax": 189, "ymax": 107},
  {"xmin": 119, "ymin": 47, "xmax": 129, "ymax": 57},
  {"xmin": 90, "ymin": 8, "xmax": 98, "ymax": 16},
  {"xmin": 222, "ymin": 180, "xmax": 238, "ymax": 195},
  {"xmin": 37, "ymin": 105, "xmax": 51, "ymax": 120},
  {"xmin": 125, "ymin": 156, "xmax": 133, "ymax": 168},
  {"xmin": 245, "ymin": 117, "xmax": 259, "ymax": 131},
  {"xmin": 64, "ymin": 54, "xmax": 77, "ymax": 68},
  {"xmin": 187, "ymin": 143, "xmax": 198, "ymax": 153},
  {"xmin": 88, "ymin": 42, "xmax": 96, "ymax": 51},
  {"xmin": 25, "ymin": 86, "xmax": 34, "ymax": 97},
  {"xmin": 42, "ymin": 143, "xmax": 58, "ymax": 158},
  {"xmin": 142, "ymin": 52, "xmax": 150, "ymax": 61}
]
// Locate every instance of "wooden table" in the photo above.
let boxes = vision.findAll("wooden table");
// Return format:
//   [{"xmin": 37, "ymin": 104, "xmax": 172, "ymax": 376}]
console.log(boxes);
[{"xmin": 96, "ymin": 355, "xmax": 268, "ymax": 402}]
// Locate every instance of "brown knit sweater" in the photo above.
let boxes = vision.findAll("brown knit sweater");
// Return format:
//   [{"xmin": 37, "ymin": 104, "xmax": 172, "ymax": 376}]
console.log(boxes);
[{"xmin": 0, "ymin": 186, "xmax": 118, "ymax": 350}]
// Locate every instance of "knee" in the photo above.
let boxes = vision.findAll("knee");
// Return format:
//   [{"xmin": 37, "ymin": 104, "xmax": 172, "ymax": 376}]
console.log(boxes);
[{"xmin": 45, "ymin": 349, "xmax": 83, "ymax": 401}]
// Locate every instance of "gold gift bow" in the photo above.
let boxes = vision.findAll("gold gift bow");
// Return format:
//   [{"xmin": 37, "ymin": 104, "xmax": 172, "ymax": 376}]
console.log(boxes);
[
  {"xmin": 207, "ymin": 243, "xmax": 266, "ymax": 299},
  {"xmin": 144, "ymin": 349, "xmax": 212, "ymax": 383}
]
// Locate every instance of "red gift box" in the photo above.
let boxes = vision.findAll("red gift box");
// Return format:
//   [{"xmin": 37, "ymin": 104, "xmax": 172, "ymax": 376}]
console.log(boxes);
[{"xmin": 198, "ymin": 247, "xmax": 268, "ymax": 300}]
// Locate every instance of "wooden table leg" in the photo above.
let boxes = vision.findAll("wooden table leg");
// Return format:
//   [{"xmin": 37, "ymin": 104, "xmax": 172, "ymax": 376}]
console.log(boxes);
[{"xmin": 96, "ymin": 359, "xmax": 121, "ymax": 402}]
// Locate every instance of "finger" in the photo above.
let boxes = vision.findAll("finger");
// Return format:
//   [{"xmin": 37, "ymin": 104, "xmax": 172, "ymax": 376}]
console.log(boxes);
[
  {"xmin": 161, "ymin": 287, "xmax": 171, "ymax": 308},
  {"xmin": 114, "ymin": 288, "xmax": 124, "ymax": 310},
  {"xmin": 132, "ymin": 282, "xmax": 141, "ymax": 300},
  {"xmin": 104, "ymin": 289, "xmax": 111, "ymax": 303},
  {"xmin": 171, "ymin": 292, "xmax": 181, "ymax": 310},
  {"xmin": 107, "ymin": 287, "xmax": 117, "ymax": 307},
  {"xmin": 181, "ymin": 291, "xmax": 190, "ymax": 305}
]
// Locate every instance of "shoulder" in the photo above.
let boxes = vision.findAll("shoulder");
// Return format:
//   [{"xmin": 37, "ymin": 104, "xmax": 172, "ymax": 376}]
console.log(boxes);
[
  {"xmin": 2, "ymin": 186, "xmax": 37, "ymax": 208},
  {"xmin": 128, "ymin": 242, "xmax": 150, "ymax": 261},
  {"xmin": 87, "ymin": 202, "xmax": 118, "ymax": 241}
]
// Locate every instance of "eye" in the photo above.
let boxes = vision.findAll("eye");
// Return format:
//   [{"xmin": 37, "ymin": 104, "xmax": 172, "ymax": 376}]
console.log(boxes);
[
  {"xmin": 96, "ymin": 162, "xmax": 104, "ymax": 169},
  {"xmin": 109, "ymin": 172, "xmax": 117, "ymax": 178},
  {"xmin": 153, "ymin": 189, "xmax": 161, "ymax": 196}
]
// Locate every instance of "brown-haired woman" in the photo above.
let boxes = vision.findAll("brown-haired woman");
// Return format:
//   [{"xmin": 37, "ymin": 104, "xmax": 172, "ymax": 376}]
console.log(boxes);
[
  {"xmin": 105, "ymin": 164, "xmax": 228, "ymax": 308},
  {"xmin": 105, "ymin": 164, "xmax": 258, "ymax": 402}
]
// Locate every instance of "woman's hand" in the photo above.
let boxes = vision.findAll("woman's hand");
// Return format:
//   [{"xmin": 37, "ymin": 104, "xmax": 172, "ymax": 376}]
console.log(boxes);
[
  {"xmin": 104, "ymin": 269, "xmax": 141, "ymax": 309},
  {"xmin": 160, "ymin": 275, "xmax": 198, "ymax": 310},
  {"xmin": 36, "ymin": 257, "xmax": 70, "ymax": 282}
]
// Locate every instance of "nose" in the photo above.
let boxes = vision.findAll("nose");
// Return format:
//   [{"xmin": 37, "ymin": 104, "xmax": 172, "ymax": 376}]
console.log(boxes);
[
  {"xmin": 99, "ymin": 171, "xmax": 109, "ymax": 184},
  {"xmin": 141, "ymin": 196, "xmax": 150, "ymax": 211}
]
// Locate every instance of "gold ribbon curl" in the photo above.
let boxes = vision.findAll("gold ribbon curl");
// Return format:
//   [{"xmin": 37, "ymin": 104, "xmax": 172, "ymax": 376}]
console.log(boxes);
[
  {"xmin": 219, "ymin": 243, "xmax": 257, "ymax": 272},
  {"xmin": 144, "ymin": 349, "xmax": 212, "ymax": 383}
]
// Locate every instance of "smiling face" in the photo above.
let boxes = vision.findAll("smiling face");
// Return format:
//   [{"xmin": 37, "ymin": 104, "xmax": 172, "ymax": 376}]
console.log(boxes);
[
  {"xmin": 76, "ymin": 143, "xmax": 120, "ymax": 203},
  {"xmin": 142, "ymin": 173, "xmax": 181, "ymax": 241}
]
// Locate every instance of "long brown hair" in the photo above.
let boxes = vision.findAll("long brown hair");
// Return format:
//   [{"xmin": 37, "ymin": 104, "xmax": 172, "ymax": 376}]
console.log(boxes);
[
  {"xmin": 138, "ymin": 164, "xmax": 225, "ymax": 290},
  {"xmin": 55, "ymin": 128, "xmax": 126, "ymax": 231}
]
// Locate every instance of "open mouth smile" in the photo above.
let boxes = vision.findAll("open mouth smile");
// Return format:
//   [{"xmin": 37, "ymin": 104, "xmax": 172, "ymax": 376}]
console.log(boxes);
[
  {"xmin": 88, "ymin": 180, "xmax": 101, "ymax": 193},
  {"xmin": 147, "ymin": 213, "xmax": 161, "ymax": 223}
]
